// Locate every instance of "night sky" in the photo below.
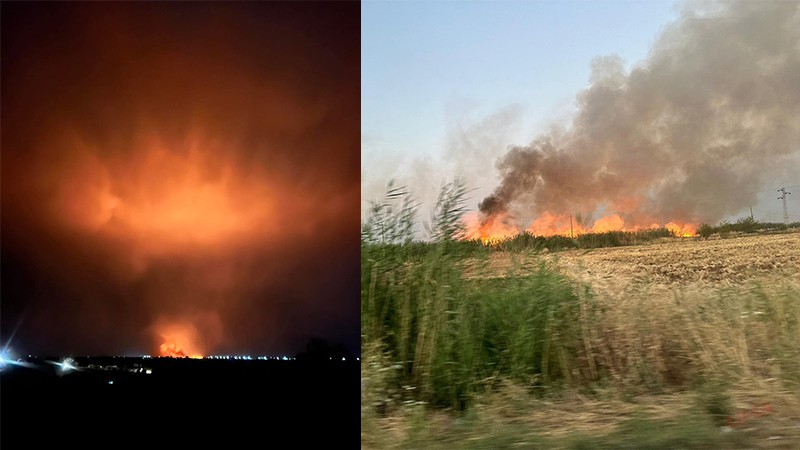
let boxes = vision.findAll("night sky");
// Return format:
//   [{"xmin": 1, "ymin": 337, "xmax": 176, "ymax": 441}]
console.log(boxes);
[{"xmin": 1, "ymin": 2, "xmax": 360, "ymax": 357}]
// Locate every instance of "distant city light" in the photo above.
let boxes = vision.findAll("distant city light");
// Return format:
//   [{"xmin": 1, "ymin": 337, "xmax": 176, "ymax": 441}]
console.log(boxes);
[
  {"xmin": 196, "ymin": 354, "xmax": 298, "ymax": 361},
  {"xmin": 56, "ymin": 357, "xmax": 78, "ymax": 374},
  {"xmin": 108, "ymin": 380, "xmax": 114, "ymax": 385},
  {"xmin": 0, "ymin": 348, "xmax": 37, "ymax": 370}
]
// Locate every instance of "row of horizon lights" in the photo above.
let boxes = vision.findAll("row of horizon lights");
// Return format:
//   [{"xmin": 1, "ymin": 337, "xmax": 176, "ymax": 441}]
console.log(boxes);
[
  {"xmin": 1, "ymin": 351, "xmax": 360, "ymax": 362},
  {"xmin": 137, "ymin": 355, "xmax": 361, "ymax": 361},
  {"xmin": 205, "ymin": 355, "xmax": 294, "ymax": 360},
  {"xmin": 202, "ymin": 355, "xmax": 361, "ymax": 361}
]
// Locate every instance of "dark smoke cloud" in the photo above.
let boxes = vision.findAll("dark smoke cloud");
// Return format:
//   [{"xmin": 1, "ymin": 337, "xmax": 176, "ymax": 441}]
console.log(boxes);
[{"xmin": 481, "ymin": 1, "xmax": 800, "ymax": 227}]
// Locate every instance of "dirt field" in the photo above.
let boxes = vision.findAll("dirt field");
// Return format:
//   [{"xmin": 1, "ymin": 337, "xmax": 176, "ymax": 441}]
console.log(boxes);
[{"xmin": 472, "ymin": 230, "xmax": 800, "ymax": 297}]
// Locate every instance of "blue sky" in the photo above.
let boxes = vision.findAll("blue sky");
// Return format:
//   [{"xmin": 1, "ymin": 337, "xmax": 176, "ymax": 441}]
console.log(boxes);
[
  {"xmin": 363, "ymin": 1, "xmax": 678, "ymax": 157},
  {"xmin": 362, "ymin": 1, "xmax": 680, "ymax": 216},
  {"xmin": 361, "ymin": 0, "xmax": 799, "ymax": 227}
]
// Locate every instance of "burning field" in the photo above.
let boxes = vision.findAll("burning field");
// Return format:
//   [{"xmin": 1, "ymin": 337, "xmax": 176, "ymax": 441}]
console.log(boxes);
[
  {"xmin": 448, "ymin": 1, "xmax": 800, "ymax": 244},
  {"xmin": 361, "ymin": 1, "xmax": 800, "ymax": 447}
]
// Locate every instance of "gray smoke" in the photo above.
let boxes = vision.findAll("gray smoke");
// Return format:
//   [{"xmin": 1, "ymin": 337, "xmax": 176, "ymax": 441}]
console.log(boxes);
[{"xmin": 480, "ymin": 1, "xmax": 800, "ymax": 228}]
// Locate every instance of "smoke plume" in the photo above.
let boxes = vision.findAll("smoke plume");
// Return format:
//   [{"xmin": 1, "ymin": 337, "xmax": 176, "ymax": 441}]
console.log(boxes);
[{"xmin": 479, "ymin": 2, "xmax": 800, "ymax": 235}]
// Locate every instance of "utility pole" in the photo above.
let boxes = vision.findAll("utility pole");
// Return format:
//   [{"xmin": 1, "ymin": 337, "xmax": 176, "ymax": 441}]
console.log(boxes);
[{"xmin": 778, "ymin": 188, "xmax": 791, "ymax": 224}]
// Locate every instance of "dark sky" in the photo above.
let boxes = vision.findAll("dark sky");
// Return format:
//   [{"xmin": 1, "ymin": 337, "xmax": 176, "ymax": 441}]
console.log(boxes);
[{"xmin": 1, "ymin": 2, "xmax": 360, "ymax": 357}]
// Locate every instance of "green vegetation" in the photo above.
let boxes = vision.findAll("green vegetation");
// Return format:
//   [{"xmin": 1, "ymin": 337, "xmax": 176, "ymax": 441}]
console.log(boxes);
[
  {"xmin": 480, "ymin": 227, "xmax": 674, "ymax": 253},
  {"xmin": 697, "ymin": 217, "xmax": 800, "ymax": 239},
  {"xmin": 362, "ymin": 246, "xmax": 800, "ymax": 403},
  {"xmin": 566, "ymin": 412, "xmax": 750, "ymax": 450},
  {"xmin": 697, "ymin": 223, "xmax": 715, "ymax": 239},
  {"xmin": 362, "ymin": 243, "xmax": 590, "ymax": 410},
  {"xmin": 362, "ymin": 183, "xmax": 800, "ymax": 448},
  {"xmin": 362, "ymin": 404, "xmax": 752, "ymax": 449},
  {"xmin": 426, "ymin": 177, "xmax": 470, "ymax": 242},
  {"xmin": 361, "ymin": 180, "xmax": 419, "ymax": 245}
]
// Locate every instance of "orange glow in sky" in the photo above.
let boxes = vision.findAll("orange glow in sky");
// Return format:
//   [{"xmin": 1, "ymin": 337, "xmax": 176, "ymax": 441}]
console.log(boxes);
[
  {"xmin": 156, "ymin": 321, "xmax": 204, "ymax": 358},
  {"xmin": 1, "ymin": 1, "xmax": 360, "ymax": 357},
  {"xmin": 47, "ymin": 130, "xmax": 277, "ymax": 255}
]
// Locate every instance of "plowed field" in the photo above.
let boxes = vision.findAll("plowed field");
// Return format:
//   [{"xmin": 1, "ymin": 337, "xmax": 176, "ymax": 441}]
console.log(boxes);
[{"xmin": 471, "ymin": 231, "xmax": 800, "ymax": 297}]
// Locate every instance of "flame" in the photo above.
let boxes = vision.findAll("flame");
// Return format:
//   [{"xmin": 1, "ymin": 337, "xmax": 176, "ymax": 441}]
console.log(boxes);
[
  {"xmin": 529, "ymin": 211, "xmax": 582, "ymax": 236},
  {"xmin": 591, "ymin": 214, "xmax": 625, "ymax": 233},
  {"xmin": 665, "ymin": 222, "xmax": 696, "ymax": 237},
  {"xmin": 467, "ymin": 211, "xmax": 696, "ymax": 243},
  {"xmin": 156, "ymin": 322, "xmax": 204, "ymax": 358},
  {"xmin": 463, "ymin": 212, "xmax": 518, "ymax": 244}
]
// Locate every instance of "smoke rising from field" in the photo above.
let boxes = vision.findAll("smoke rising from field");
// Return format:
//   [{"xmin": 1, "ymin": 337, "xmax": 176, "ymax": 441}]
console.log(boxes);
[{"xmin": 479, "ymin": 1, "xmax": 800, "ymax": 230}]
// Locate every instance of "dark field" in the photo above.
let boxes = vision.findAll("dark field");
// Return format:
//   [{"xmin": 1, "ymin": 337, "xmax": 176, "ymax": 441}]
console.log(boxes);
[{"xmin": 1, "ymin": 357, "xmax": 359, "ymax": 447}]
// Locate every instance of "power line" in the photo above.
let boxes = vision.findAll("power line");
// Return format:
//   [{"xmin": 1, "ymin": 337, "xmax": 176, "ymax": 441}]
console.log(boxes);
[{"xmin": 762, "ymin": 184, "xmax": 800, "ymax": 193}]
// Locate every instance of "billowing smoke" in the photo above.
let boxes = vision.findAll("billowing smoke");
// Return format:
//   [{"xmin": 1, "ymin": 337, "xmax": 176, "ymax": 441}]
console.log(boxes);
[{"xmin": 478, "ymin": 2, "xmax": 800, "ymax": 236}]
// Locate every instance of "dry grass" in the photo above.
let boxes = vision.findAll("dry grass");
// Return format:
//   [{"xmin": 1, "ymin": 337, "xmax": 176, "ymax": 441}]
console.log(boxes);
[
  {"xmin": 467, "ymin": 230, "xmax": 799, "ymax": 285},
  {"xmin": 363, "ymin": 383, "xmax": 800, "ymax": 449},
  {"xmin": 562, "ymin": 231, "xmax": 796, "ymax": 286}
]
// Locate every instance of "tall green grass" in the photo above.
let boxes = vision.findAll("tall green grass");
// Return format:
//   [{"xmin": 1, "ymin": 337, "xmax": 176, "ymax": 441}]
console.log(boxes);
[{"xmin": 362, "ymin": 242, "xmax": 596, "ymax": 410}]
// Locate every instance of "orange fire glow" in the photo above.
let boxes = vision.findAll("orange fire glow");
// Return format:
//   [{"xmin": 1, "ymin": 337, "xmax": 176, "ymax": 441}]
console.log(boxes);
[
  {"xmin": 48, "ymin": 130, "xmax": 277, "ymax": 256},
  {"xmin": 156, "ymin": 322, "xmax": 204, "ymax": 358},
  {"xmin": 468, "ymin": 211, "xmax": 697, "ymax": 244},
  {"xmin": 665, "ymin": 222, "xmax": 696, "ymax": 237},
  {"xmin": 591, "ymin": 214, "xmax": 625, "ymax": 233},
  {"xmin": 463, "ymin": 212, "xmax": 518, "ymax": 244},
  {"xmin": 528, "ymin": 211, "xmax": 580, "ymax": 237}
]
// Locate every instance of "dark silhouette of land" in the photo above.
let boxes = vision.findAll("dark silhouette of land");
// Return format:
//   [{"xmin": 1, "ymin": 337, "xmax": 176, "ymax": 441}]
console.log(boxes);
[{"xmin": 1, "ymin": 354, "xmax": 359, "ymax": 447}]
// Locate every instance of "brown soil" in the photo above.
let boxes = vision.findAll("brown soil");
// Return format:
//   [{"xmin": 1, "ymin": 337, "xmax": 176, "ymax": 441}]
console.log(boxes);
[{"xmin": 466, "ymin": 231, "xmax": 800, "ymax": 297}]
